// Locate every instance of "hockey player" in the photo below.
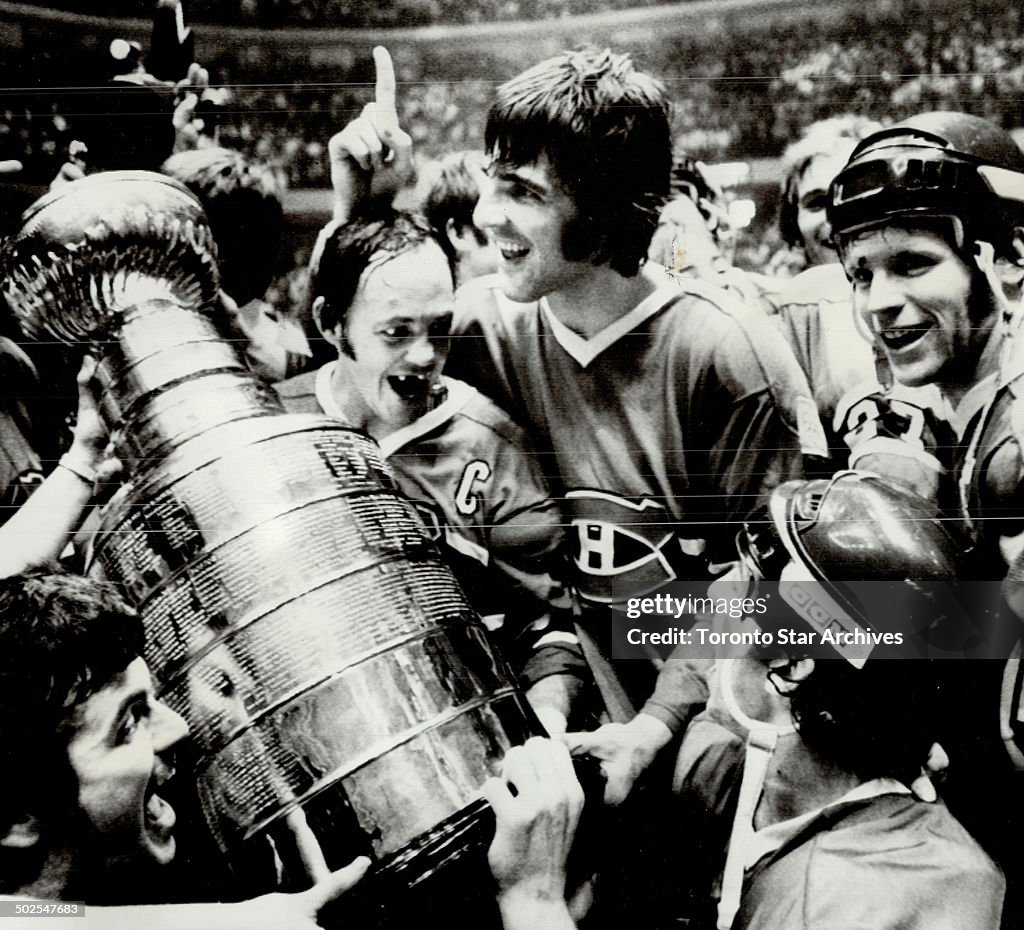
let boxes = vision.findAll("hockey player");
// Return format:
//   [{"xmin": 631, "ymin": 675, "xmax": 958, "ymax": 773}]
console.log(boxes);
[
  {"xmin": 828, "ymin": 112, "xmax": 1024, "ymax": 577},
  {"xmin": 447, "ymin": 474, "xmax": 1006, "ymax": 930},
  {"xmin": 827, "ymin": 109, "xmax": 1024, "ymax": 924},
  {"xmin": 442, "ymin": 47, "xmax": 825, "ymax": 801},
  {"xmin": 281, "ymin": 48, "xmax": 588, "ymax": 732},
  {"xmin": 677, "ymin": 472, "xmax": 1004, "ymax": 930},
  {"xmin": 419, "ymin": 149, "xmax": 497, "ymax": 289},
  {"xmin": 274, "ymin": 207, "xmax": 585, "ymax": 734},
  {"xmin": 0, "ymin": 566, "xmax": 584, "ymax": 929},
  {"xmin": 774, "ymin": 115, "xmax": 882, "ymax": 273},
  {"xmin": 759, "ymin": 114, "xmax": 948, "ymax": 494},
  {"xmin": 0, "ymin": 567, "xmax": 371, "ymax": 926}
]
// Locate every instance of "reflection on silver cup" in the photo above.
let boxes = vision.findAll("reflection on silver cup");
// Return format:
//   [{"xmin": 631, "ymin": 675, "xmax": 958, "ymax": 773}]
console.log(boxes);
[{"xmin": 1, "ymin": 171, "xmax": 537, "ymax": 894}]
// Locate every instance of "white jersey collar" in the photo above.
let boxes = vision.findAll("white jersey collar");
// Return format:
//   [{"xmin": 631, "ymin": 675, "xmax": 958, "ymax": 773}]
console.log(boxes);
[
  {"xmin": 377, "ymin": 378, "xmax": 474, "ymax": 458},
  {"xmin": 315, "ymin": 362, "xmax": 474, "ymax": 458},
  {"xmin": 314, "ymin": 360, "xmax": 348, "ymax": 422},
  {"xmin": 742, "ymin": 776, "xmax": 911, "ymax": 874},
  {"xmin": 539, "ymin": 272, "xmax": 682, "ymax": 368},
  {"xmin": 948, "ymin": 372, "xmax": 998, "ymax": 440}
]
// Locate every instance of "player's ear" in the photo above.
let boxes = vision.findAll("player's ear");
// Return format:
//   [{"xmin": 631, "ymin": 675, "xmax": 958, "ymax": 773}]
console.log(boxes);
[
  {"xmin": 994, "ymin": 247, "xmax": 1024, "ymax": 289},
  {"xmin": 1, "ymin": 813, "xmax": 42, "ymax": 851},
  {"xmin": 311, "ymin": 295, "xmax": 338, "ymax": 345},
  {"xmin": 1006, "ymin": 229, "xmax": 1024, "ymax": 290},
  {"xmin": 445, "ymin": 218, "xmax": 481, "ymax": 257}
]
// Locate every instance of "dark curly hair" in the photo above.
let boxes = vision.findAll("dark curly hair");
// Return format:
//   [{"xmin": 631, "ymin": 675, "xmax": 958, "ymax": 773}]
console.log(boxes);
[
  {"xmin": 162, "ymin": 147, "xmax": 284, "ymax": 306},
  {"xmin": 788, "ymin": 658, "xmax": 939, "ymax": 785},
  {"xmin": 485, "ymin": 47, "xmax": 672, "ymax": 277},
  {"xmin": 0, "ymin": 565, "xmax": 142, "ymax": 862}
]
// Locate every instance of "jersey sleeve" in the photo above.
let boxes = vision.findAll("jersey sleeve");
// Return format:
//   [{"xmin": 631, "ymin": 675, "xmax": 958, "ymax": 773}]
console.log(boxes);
[
  {"xmin": 455, "ymin": 394, "xmax": 589, "ymax": 691},
  {"xmin": 640, "ymin": 650, "xmax": 712, "ymax": 734},
  {"xmin": 693, "ymin": 311, "xmax": 826, "ymax": 560}
]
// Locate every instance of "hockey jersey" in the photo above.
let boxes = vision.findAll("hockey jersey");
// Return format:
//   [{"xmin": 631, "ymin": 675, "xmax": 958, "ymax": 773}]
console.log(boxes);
[
  {"xmin": 736, "ymin": 792, "xmax": 1003, "ymax": 930},
  {"xmin": 670, "ymin": 653, "xmax": 1004, "ymax": 930},
  {"xmin": 274, "ymin": 366, "xmax": 583, "ymax": 689},
  {"xmin": 448, "ymin": 270, "xmax": 826, "ymax": 606},
  {"xmin": 771, "ymin": 264, "xmax": 878, "ymax": 428}
]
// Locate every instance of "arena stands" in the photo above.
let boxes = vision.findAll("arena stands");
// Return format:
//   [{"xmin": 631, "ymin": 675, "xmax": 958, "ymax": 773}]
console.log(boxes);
[{"xmin": 0, "ymin": 0, "xmax": 1022, "ymax": 188}]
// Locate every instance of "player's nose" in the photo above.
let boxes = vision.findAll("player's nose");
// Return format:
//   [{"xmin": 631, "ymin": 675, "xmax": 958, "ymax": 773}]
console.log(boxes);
[
  {"xmin": 152, "ymin": 699, "xmax": 189, "ymax": 753},
  {"xmin": 405, "ymin": 334, "xmax": 438, "ymax": 368},
  {"xmin": 864, "ymin": 270, "xmax": 905, "ymax": 318},
  {"xmin": 473, "ymin": 184, "xmax": 505, "ymax": 233}
]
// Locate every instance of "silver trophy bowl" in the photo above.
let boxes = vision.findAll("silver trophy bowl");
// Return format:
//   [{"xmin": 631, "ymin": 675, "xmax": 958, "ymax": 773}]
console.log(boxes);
[{"xmin": 1, "ymin": 170, "xmax": 536, "ymax": 896}]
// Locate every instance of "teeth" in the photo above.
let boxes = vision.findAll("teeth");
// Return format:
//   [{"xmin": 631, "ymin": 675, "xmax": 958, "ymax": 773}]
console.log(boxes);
[
  {"xmin": 879, "ymin": 325, "xmax": 930, "ymax": 350},
  {"xmin": 496, "ymin": 241, "xmax": 528, "ymax": 259},
  {"xmin": 153, "ymin": 765, "xmax": 174, "ymax": 788},
  {"xmin": 387, "ymin": 375, "xmax": 433, "ymax": 399}
]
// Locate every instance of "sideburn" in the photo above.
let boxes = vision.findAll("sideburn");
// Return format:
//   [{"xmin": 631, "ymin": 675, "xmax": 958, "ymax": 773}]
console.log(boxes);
[
  {"xmin": 338, "ymin": 323, "xmax": 356, "ymax": 361},
  {"xmin": 946, "ymin": 264, "xmax": 1003, "ymax": 385}
]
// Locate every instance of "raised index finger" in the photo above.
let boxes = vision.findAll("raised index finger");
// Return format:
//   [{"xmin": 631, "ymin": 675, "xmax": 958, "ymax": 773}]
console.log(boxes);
[{"xmin": 373, "ymin": 45, "xmax": 397, "ymax": 119}]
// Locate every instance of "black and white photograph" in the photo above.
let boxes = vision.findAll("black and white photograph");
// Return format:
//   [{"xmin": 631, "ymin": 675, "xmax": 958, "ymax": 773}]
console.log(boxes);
[{"xmin": 0, "ymin": 0, "xmax": 1021, "ymax": 926}]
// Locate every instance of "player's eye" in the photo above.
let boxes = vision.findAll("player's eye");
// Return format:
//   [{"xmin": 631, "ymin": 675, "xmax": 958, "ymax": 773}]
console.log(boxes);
[
  {"xmin": 495, "ymin": 177, "xmax": 539, "ymax": 202},
  {"xmin": 892, "ymin": 253, "xmax": 937, "ymax": 277},
  {"xmin": 510, "ymin": 183, "xmax": 540, "ymax": 201},
  {"xmin": 116, "ymin": 702, "xmax": 148, "ymax": 745},
  {"xmin": 381, "ymin": 325, "xmax": 412, "ymax": 340},
  {"xmin": 799, "ymin": 191, "xmax": 828, "ymax": 213},
  {"xmin": 848, "ymin": 265, "xmax": 873, "ymax": 287}
]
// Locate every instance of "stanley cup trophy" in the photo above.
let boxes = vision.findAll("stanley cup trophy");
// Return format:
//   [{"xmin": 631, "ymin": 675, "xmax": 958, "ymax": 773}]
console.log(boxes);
[{"xmin": 0, "ymin": 171, "xmax": 539, "ymax": 911}]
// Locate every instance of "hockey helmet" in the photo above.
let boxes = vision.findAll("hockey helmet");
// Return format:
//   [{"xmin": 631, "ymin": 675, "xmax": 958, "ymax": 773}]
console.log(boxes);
[
  {"xmin": 828, "ymin": 111, "xmax": 1024, "ymax": 252},
  {"xmin": 740, "ymin": 471, "xmax": 976, "ymax": 666}
]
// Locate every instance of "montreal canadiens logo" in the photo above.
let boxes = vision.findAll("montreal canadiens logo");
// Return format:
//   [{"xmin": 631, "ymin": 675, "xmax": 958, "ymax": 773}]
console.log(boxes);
[{"xmin": 566, "ymin": 490, "xmax": 686, "ymax": 603}]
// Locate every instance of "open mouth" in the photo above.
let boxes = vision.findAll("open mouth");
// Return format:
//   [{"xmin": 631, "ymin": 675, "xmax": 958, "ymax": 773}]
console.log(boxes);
[
  {"xmin": 878, "ymin": 323, "xmax": 932, "ymax": 352},
  {"xmin": 144, "ymin": 769, "xmax": 176, "ymax": 835},
  {"xmin": 144, "ymin": 791, "xmax": 176, "ymax": 837},
  {"xmin": 387, "ymin": 374, "xmax": 435, "ymax": 400},
  {"xmin": 495, "ymin": 239, "xmax": 529, "ymax": 261}
]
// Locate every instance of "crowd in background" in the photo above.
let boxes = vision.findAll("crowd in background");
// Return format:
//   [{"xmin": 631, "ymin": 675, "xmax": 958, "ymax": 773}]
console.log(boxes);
[
  {"xmin": 3, "ymin": 4, "xmax": 1024, "ymax": 928},
  {"xmin": 0, "ymin": 1, "xmax": 1023, "ymax": 189},
  {"xmin": 42, "ymin": 0, "xmax": 676, "ymax": 27}
]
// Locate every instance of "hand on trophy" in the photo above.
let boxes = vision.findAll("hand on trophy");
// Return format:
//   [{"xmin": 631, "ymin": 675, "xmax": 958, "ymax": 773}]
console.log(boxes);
[
  {"xmin": 222, "ymin": 856, "xmax": 371, "ymax": 930},
  {"xmin": 328, "ymin": 45, "xmax": 415, "ymax": 224},
  {"xmin": 69, "ymin": 354, "xmax": 121, "ymax": 485},
  {"xmin": 483, "ymin": 738, "xmax": 583, "ymax": 930},
  {"xmin": 562, "ymin": 713, "xmax": 673, "ymax": 806},
  {"xmin": 0, "ymin": 354, "xmax": 121, "ymax": 575}
]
